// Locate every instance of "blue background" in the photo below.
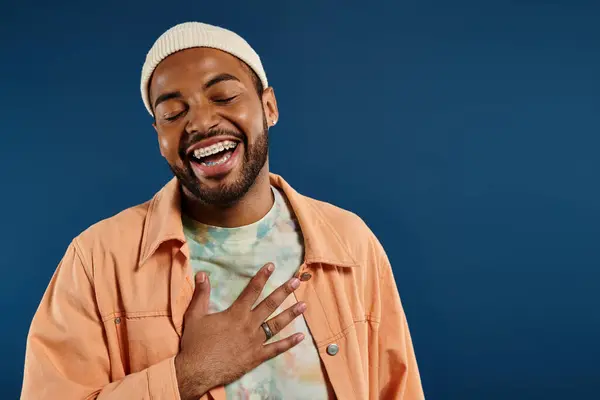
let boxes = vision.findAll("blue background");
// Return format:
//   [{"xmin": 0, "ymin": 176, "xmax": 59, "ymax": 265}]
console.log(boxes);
[{"xmin": 2, "ymin": 1, "xmax": 599, "ymax": 398}]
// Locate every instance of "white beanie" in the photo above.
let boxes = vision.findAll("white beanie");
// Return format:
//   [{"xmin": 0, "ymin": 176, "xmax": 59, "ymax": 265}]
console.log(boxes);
[{"xmin": 140, "ymin": 22, "xmax": 269, "ymax": 116}]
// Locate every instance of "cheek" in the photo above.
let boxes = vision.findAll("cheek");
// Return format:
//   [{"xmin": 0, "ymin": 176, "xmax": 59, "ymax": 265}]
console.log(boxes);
[
  {"xmin": 160, "ymin": 137, "xmax": 170, "ymax": 151},
  {"xmin": 157, "ymin": 132, "xmax": 181, "ymax": 162},
  {"xmin": 234, "ymin": 103, "xmax": 264, "ymax": 138}
]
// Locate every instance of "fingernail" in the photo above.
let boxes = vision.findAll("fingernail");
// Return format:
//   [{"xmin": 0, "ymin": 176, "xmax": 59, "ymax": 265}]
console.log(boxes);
[
  {"xmin": 296, "ymin": 333, "xmax": 305, "ymax": 343},
  {"xmin": 296, "ymin": 302, "xmax": 307, "ymax": 313},
  {"xmin": 197, "ymin": 272, "xmax": 206, "ymax": 283},
  {"xmin": 266, "ymin": 263, "xmax": 275, "ymax": 274},
  {"xmin": 290, "ymin": 278, "xmax": 300, "ymax": 289}
]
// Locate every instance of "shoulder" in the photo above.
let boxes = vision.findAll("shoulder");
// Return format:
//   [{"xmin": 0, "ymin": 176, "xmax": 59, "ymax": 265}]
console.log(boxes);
[
  {"xmin": 73, "ymin": 201, "xmax": 151, "ymax": 258},
  {"xmin": 304, "ymin": 195, "xmax": 373, "ymax": 237},
  {"xmin": 301, "ymin": 195, "xmax": 390, "ymax": 272}
]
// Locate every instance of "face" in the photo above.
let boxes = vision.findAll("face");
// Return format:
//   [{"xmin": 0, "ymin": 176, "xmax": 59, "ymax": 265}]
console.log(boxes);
[{"xmin": 149, "ymin": 47, "xmax": 278, "ymax": 206}]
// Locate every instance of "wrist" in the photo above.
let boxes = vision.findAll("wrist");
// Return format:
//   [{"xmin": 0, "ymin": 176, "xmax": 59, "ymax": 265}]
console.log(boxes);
[{"xmin": 174, "ymin": 353, "xmax": 209, "ymax": 400}]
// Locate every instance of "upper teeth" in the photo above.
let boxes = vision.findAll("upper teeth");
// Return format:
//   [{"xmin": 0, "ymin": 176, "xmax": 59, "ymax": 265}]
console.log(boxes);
[{"xmin": 193, "ymin": 140, "xmax": 237, "ymax": 159}]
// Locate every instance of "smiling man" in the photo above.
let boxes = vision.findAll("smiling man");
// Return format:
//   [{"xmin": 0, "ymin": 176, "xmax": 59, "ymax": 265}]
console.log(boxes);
[{"xmin": 22, "ymin": 22, "xmax": 424, "ymax": 400}]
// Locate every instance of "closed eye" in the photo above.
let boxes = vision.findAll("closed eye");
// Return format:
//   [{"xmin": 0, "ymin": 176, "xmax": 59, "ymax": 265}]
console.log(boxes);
[
  {"xmin": 164, "ymin": 110, "xmax": 185, "ymax": 121},
  {"xmin": 214, "ymin": 95, "xmax": 238, "ymax": 104}
]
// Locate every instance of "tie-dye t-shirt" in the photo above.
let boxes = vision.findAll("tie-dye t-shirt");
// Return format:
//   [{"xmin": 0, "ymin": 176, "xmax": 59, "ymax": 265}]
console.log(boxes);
[{"xmin": 182, "ymin": 187, "xmax": 332, "ymax": 400}]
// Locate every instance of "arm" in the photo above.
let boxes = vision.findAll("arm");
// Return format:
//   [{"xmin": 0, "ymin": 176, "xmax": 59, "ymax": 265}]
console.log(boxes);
[
  {"xmin": 21, "ymin": 240, "xmax": 181, "ymax": 400},
  {"xmin": 374, "ymin": 242, "xmax": 425, "ymax": 399}
]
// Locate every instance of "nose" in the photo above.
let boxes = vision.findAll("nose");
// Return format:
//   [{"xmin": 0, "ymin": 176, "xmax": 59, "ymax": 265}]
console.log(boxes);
[{"xmin": 185, "ymin": 102, "xmax": 220, "ymax": 135}]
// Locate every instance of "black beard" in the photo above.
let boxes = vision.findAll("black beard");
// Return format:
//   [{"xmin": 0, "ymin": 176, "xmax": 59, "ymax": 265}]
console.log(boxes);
[{"xmin": 168, "ymin": 117, "xmax": 269, "ymax": 207}]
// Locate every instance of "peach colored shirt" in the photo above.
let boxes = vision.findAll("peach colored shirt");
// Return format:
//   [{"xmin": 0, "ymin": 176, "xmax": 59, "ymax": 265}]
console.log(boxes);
[{"xmin": 22, "ymin": 174, "xmax": 424, "ymax": 400}]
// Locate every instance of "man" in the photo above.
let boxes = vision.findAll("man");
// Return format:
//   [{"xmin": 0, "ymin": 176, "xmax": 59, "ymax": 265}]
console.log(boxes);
[{"xmin": 22, "ymin": 22, "xmax": 424, "ymax": 400}]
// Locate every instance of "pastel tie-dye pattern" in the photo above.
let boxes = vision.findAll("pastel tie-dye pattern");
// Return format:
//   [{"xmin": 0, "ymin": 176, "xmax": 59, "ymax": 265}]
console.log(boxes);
[{"xmin": 183, "ymin": 188, "xmax": 330, "ymax": 400}]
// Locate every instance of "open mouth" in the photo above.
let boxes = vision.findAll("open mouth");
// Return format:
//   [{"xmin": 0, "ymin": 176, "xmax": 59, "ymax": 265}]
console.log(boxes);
[
  {"xmin": 187, "ymin": 138, "xmax": 243, "ymax": 179},
  {"xmin": 189, "ymin": 140, "xmax": 239, "ymax": 167}
]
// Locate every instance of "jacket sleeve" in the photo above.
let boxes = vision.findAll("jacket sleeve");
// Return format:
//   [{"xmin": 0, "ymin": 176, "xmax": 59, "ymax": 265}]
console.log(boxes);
[
  {"xmin": 21, "ymin": 240, "xmax": 182, "ymax": 400},
  {"xmin": 374, "ymin": 242, "xmax": 425, "ymax": 399}
]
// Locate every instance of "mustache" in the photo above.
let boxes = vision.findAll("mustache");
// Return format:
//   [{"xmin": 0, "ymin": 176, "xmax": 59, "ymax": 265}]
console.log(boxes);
[{"xmin": 179, "ymin": 128, "xmax": 246, "ymax": 159}]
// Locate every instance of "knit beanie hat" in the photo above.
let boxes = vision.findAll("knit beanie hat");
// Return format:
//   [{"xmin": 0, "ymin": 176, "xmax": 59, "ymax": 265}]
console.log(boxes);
[{"xmin": 140, "ymin": 22, "xmax": 269, "ymax": 116}]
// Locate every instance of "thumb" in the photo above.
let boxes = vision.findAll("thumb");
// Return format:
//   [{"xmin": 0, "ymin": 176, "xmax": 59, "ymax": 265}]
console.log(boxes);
[{"xmin": 189, "ymin": 271, "xmax": 211, "ymax": 316}]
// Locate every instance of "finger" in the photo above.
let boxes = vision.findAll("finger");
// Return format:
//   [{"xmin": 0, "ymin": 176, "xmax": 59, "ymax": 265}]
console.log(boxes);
[
  {"xmin": 261, "ymin": 333, "xmax": 305, "ymax": 361},
  {"xmin": 234, "ymin": 263, "xmax": 275, "ymax": 310},
  {"xmin": 253, "ymin": 277, "xmax": 300, "ymax": 322},
  {"xmin": 259, "ymin": 301, "xmax": 307, "ymax": 341},
  {"xmin": 187, "ymin": 271, "xmax": 211, "ymax": 317}
]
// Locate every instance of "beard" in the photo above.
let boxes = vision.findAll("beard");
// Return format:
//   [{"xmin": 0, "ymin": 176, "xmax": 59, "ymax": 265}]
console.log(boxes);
[{"xmin": 168, "ymin": 116, "xmax": 269, "ymax": 207}]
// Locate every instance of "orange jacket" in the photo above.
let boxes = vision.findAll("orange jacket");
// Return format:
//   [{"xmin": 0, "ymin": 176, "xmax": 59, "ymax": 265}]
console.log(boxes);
[{"xmin": 22, "ymin": 174, "xmax": 424, "ymax": 400}]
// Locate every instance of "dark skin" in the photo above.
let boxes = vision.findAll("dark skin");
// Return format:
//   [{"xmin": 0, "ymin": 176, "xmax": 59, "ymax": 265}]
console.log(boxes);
[
  {"xmin": 148, "ymin": 47, "xmax": 305, "ymax": 400},
  {"xmin": 150, "ymin": 47, "xmax": 278, "ymax": 227}
]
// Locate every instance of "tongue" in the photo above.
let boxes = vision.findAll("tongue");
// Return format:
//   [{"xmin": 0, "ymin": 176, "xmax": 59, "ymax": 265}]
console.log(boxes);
[{"xmin": 201, "ymin": 149, "xmax": 232, "ymax": 163}]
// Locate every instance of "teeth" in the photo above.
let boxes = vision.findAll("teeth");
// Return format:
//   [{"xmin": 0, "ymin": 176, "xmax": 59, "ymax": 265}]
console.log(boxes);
[
  {"xmin": 193, "ymin": 140, "xmax": 237, "ymax": 159},
  {"xmin": 201, "ymin": 151, "xmax": 232, "ymax": 167}
]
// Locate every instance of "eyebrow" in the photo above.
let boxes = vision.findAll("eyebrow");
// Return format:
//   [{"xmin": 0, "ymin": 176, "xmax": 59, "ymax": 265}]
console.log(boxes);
[
  {"xmin": 153, "ymin": 91, "xmax": 182, "ymax": 110},
  {"xmin": 153, "ymin": 73, "xmax": 241, "ymax": 110},
  {"xmin": 204, "ymin": 73, "xmax": 240, "ymax": 89}
]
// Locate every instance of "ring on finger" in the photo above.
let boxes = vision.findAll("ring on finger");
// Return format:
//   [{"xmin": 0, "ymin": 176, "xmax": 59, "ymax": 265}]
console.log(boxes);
[{"xmin": 261, "ymin": 321, "xmax": 274, "ymax": 341}]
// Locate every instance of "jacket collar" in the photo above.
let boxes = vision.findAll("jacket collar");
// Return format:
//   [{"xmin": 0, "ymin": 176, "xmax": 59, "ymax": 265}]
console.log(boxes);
[{"xmin": 139, "ymin": 174, "xmax": 358, "ymax": 268}]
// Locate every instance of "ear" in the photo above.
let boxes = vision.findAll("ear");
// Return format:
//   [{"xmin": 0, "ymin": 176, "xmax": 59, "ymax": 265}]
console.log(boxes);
[
  {"xmin": 153, "ymin": 122, "xmax": 167, "ymax": 158},
  {"xmin": 261, "ymin": 87, "xmax": 279, "ymax": 128}
]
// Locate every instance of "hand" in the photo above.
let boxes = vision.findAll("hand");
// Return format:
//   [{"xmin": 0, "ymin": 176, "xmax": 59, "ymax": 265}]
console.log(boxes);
[{"xmin": 174, "ymin": 263, "xmax": 307, "ymax": 400}]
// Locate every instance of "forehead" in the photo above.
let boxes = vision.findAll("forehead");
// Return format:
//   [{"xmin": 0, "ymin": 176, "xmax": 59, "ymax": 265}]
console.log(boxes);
[{"xmin": 149, "ymin": 47, "xmax": 249, "ymax": 94}]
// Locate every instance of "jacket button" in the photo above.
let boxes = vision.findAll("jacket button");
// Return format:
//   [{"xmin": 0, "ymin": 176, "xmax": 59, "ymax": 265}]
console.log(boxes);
[
  {"xmin": 300, "ymin": 273, "xmax": 312, "ymax": 281},
  {"xmin": 326, "ymin": 344, "xmax": 339, "ymax": 356},
  {"xmin": 114, "ymin": 317, "xmax": 121, "ymax": 324}
]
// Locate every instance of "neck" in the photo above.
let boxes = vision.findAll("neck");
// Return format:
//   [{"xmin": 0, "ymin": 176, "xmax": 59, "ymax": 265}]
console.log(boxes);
[{"xmin": 181, "ymin": 169, "xmax": 274, "ymax": 228}]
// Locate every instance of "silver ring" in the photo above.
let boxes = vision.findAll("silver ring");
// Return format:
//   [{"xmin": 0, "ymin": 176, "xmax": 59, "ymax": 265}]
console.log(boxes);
[{"xmin": 261, "ymin": 322, "xmax": 274, "ymax": 340}]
